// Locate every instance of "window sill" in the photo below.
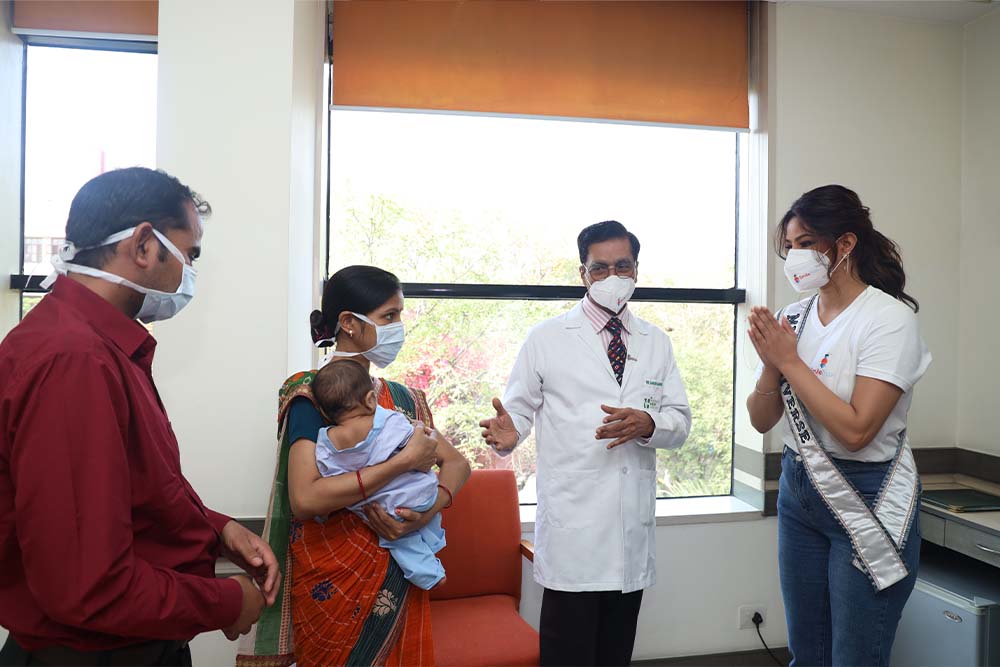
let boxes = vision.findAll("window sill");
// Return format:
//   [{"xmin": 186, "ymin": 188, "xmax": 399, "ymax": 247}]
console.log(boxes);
[
  {"xmin": 216, "ymin": 497, "xmax": 764, "ymax": 575},
  {"xmin": 518, "ymin": 495, "xmax": 761, "ymax": 532}
]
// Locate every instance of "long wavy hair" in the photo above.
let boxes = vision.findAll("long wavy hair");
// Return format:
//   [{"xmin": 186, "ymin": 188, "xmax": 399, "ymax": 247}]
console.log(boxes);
[{"xmin": 775, "ymin": 185, "xmax": 918, "ymax": 312}]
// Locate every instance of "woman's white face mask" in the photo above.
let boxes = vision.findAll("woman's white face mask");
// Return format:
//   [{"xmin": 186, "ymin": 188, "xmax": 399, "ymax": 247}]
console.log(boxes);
[
  {"xmin": 41, "ymin": 227, "xmax": 197, "ymax": 323},
  {"xmin": 783, "ymin": 242, "xmax": 850, "ymax": 292},
  {"xmin": 321, "ymin": 312, "xmax": 406, "ymax": 369}
]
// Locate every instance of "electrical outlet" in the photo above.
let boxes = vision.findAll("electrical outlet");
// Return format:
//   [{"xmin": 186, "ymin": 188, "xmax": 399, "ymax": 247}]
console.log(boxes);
[{"xmin": 739, "ymin": 605, "xmax": 766, "ymax": 630}]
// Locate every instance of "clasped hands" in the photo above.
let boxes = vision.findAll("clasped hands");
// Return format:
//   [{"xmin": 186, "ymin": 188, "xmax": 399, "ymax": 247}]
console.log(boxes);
[{"xmin": 479, "ymin": 398, "xmax": 654, "ymax": 451}]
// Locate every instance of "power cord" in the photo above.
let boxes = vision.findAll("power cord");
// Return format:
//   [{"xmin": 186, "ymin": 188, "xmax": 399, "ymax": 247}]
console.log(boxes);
[{"xmin": 753, "ymin": 612, "xmax": 785, "ymax": 667}]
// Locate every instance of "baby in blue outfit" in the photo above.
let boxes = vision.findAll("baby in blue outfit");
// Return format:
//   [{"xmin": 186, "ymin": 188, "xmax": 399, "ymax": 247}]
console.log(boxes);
[{"xmin": 311, "ymin": 359, "xmax": 446, "ymax": 590}]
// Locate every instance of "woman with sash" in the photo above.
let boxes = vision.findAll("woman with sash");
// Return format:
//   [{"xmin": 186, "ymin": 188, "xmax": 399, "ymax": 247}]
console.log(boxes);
[
  {"xmin": 238, "ymin": 265, "xmax": 471, "ymax": 667},
  {"xmin": 747, "ymin": 185, "xmax": 931, "ymax": 667}
]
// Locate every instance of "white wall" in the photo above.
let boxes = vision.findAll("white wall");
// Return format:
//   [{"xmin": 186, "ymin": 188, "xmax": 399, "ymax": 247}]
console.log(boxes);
[
  {"xmin": 519, "ymin": 519, "xmax": 786, "ymax": 660},
  {"xmin": 0, "ymin": 9, "xmax": 26, "ymax": 640},
  {"xmin": 152, "ymin": 1, "xmax": 326, "ymax": 661},
  {"xmin": 770, "ymin": 3, "xmax": 964, "ymax": 450},
  {"xmin": 154, "ymin": 0, "xmax": 324, "ymax": 519},
  {"xmin": 958, "ymin": 9, "xmax": 1000, "ymax": 457},
  {"xmin": 0, "ymin": 2, "xmax": 22, "ymax": 336}
]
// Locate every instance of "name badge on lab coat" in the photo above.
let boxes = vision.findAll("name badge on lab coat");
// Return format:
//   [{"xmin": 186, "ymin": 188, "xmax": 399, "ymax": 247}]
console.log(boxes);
[{"xmin": 643, "ymin": 378, "xmax": 663, "ymax": 409}]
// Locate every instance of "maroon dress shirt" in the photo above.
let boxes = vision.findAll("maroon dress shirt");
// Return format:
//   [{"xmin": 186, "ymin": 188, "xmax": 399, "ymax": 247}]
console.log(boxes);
[{"xmin": 0, "ymin": 277, "xmax": 242, "ymax": 651}]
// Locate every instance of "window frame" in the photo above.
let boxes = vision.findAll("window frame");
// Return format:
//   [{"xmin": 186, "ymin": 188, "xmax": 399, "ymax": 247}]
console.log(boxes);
[
  {"xmin": 9, "ymin": 38, "xmax": 158, "ymax": 319},
  {"xmin": 325, "ymin": 107, "xmax": 747, "ymax": 502}
]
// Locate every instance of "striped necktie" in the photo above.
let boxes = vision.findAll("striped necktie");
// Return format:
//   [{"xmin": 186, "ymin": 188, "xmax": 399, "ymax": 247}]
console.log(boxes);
[{"xmin": 605, "ymin": 316, "xmax": 626, "ymax": 385}]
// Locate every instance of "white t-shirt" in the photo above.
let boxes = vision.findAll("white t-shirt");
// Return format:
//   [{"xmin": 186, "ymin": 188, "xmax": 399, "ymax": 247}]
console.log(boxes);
[{"xmin": 771, "ymin": 286, "xmax": 932, "ymax": 462}]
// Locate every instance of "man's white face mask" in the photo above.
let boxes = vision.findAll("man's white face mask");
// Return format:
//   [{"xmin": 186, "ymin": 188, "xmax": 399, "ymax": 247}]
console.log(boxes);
[
  {"xmin": 42, "ymin": 227, "xmax": 197, "ymax": 323},
  {"xmin": 586, "ymin": 275, "xmax": 636, "ymax": 312}
]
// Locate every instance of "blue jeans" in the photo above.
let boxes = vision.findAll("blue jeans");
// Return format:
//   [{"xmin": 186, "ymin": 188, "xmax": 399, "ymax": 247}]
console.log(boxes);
[{"xmin": 778, "ymin": 447, "xmax": 920, "ymax": 667}]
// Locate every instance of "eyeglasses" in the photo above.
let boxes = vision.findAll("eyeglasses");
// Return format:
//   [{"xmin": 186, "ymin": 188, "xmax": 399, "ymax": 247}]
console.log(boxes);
[{"xmin": 585, "ymin": 260, "xmax": 637, "ymax": 281}]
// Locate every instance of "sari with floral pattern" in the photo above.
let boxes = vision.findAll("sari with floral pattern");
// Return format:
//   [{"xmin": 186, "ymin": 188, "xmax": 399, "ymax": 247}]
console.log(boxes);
[{"xmin": 236, "ymin": 371, "xmax": 435, "ymax": 667}]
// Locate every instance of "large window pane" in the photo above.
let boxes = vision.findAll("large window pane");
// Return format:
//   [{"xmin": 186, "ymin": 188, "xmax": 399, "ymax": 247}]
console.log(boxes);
[
  {"xmin": 23, "ymin": 46, "xmax": 157, "ymax": 276},
  {"xmin": 329, "ymin": 110, "xmax": 736, "ymax": 288},
  {"xmin": 328, "ymin": 108, "xmax": 738, "ymax": 501},
  {"xmin": 358, "ymin": 297, "xmax": 733, "ymax": 502}
]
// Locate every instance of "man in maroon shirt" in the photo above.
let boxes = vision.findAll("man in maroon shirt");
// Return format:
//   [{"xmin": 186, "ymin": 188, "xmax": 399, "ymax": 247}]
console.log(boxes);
[{"xmin": 0, "ymin": 168, "xmax": 280, "ymax": 666}]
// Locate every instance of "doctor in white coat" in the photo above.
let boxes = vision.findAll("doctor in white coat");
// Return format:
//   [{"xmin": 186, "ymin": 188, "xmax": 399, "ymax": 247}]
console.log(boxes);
[{"xmin": 480, "ymin": 220, "xmax": 691, "ymax": 667}]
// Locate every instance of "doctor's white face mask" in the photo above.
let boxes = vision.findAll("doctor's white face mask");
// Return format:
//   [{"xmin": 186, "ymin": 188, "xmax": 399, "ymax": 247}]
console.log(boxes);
[
  {"xmin": 321, "ymin": 312, "xmax": 406, "ymax": 369},
  {"xmin": 41, "ymin": 226, "xmax": 197, "ymax": 323},
  {"xmin": 586, "ymin": 275, "xmax": 636, "ymax": 312}
]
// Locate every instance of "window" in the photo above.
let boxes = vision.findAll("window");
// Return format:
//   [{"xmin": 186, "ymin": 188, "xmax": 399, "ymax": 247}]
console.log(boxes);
[
  {"xmin": 17, "ymin": 45, "xmax": 157, "ymax": 318},
  {"xmin": 328, "ymin": 109, "xmax": 745, "ymax": 502},
  {"xmin": 24, "ymin": 238, "xmax": 44, "ymax": 265}
]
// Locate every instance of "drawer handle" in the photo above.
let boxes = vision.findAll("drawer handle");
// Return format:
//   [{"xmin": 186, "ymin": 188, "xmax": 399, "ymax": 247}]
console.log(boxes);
[{"xmin": 975, "ymin": 543, "xmax": 1000, "ymax": 556}]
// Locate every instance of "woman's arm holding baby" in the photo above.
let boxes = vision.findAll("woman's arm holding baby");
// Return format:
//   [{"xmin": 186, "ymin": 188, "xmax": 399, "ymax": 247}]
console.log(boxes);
[
  {"xmin": 363, "ymin": 430, "xmax": 471, "ymax": 541},
  {"xmin": 288, "ymin": 422, "xmax": 439, "ymax": 521}
]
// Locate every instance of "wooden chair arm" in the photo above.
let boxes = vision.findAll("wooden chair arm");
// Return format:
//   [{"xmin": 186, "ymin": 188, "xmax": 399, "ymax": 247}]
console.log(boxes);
[{"xmin": 520, "ymin": 539, "xmax": 535, "ymax": 562}]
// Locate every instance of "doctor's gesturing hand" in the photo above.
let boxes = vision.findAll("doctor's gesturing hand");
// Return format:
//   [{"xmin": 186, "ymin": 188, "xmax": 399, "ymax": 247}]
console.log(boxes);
[
  {"xmin": 596, "ymin": 405, "xmax": 654, "ymax": 449},
  {"xmin": 479, "ymin": 397, "xmax": 519, "ymax": 452}
]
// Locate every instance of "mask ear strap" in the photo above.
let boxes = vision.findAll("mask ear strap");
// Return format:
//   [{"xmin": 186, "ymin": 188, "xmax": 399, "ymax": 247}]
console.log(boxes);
[{"xmin": 149, "ymin": 229, "xmax": 189, "ymax": 267}]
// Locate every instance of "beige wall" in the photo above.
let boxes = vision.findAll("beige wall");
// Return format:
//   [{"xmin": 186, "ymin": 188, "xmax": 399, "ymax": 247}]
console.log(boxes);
[
  {"xmin": 958, "ymin": 9, "xmax": 1000, "ymax": 456},
  {"xmin": 770, "ymin": 3, "xmax": 964, "ymax": 449}
]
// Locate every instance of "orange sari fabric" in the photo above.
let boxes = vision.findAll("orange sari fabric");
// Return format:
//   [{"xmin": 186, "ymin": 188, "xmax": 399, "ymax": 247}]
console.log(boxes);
[{"xmin": 289, "ymin": 377, "xmax": 435, "ymax": 667}]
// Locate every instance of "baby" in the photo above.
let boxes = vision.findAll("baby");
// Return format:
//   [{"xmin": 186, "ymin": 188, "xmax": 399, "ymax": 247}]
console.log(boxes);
[{"xmin": 311, "ymin": 359, "xmax": 446, "ymax": 590}]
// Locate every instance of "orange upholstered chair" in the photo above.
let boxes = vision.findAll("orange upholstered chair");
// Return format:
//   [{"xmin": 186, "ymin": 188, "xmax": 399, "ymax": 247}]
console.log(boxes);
[{"xmin": 430, "ymin": 469, "xmax": 540, "ymax": 667}]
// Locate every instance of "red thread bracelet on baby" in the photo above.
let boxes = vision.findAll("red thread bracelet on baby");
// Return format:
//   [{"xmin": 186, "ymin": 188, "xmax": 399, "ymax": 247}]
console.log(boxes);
[
  {"xmin": 356, "ymin": 470, "xmax": 368, "ymax": 500},
  {"xmin": 437, "ymin": 484, "xmax": 453, "ymax": 509}
]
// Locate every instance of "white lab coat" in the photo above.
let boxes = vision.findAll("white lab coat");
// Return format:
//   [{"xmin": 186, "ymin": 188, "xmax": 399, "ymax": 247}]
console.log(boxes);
[{"xmin": 503, "ymin": 301, "xmax": 691, "ymax": 593}]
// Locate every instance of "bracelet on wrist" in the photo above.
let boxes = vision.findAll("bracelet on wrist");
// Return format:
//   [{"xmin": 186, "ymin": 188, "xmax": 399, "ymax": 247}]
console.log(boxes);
[
  {"xmin": 356, "ymin": 470, "xmax": 368, "ymax": 500},
  {"xmin": 754, "ymin": 381, "xmax": 780, "ymax": 396},
  {"xmin": 437, "ymin": 483, "xmax": 453, "ymax": 509}
]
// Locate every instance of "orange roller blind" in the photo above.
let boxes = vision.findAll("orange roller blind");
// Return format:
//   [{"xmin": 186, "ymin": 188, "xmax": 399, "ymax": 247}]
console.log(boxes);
[
  {"xmin": 13, "ymin": 1, "xmax": 158, "ymax": 37},
  {"xmin": 332, "ymin": 0, "xmax": 748, "ymax": 129}
]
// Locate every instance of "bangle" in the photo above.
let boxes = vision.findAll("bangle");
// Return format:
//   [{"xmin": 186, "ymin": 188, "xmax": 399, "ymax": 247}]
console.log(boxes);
[
  {"xmin": 754, "ymin": 381, "xmax": 780, "ymax": 396},
  {"xmin": 437, "ymin": 483, "xmax": 453, "ymax": 509},
  {"xmin": 356, "ymin": 470, "xmax": 368, "ymax": 501}
]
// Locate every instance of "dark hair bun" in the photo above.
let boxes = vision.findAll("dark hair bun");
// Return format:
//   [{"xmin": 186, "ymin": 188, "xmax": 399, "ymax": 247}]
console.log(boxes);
[{"xmin": 310, "ymin": 309, "xmax": 333, "ymax": 346}]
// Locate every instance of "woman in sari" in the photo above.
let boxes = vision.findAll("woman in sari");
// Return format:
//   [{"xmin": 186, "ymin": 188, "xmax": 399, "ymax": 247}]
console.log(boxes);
[{"xmin": 238, "ymin": 265, "xmax": 471, "ymax": 667}]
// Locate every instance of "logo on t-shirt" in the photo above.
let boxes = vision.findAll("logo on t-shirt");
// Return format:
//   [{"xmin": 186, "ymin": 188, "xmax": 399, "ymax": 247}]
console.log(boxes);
[{"xmin": 813, "ymin": 353, "xmax": 830, "ymax": 376}]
